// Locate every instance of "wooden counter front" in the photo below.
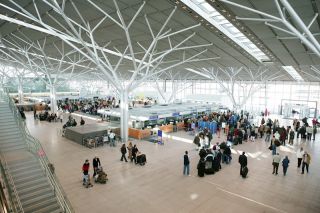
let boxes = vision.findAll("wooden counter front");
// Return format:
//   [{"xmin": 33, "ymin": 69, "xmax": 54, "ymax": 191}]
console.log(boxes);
[
  {"xmin": 129, "ymin": 128, "xmax": 151, "ymax": 140},
  {"xmin": 159, "ymin": 124, "xmax": 173, "ymax": 133},
  {"xmin": 176, "ymin": 122, "xmax": 185, "ymax": 130}
]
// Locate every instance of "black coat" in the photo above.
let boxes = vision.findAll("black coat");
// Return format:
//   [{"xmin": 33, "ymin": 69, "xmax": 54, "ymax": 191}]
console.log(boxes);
[
  {"xmin": 184, "ymin": 154, "xmax": 190, "ymax": 165},
  {"xmin": 93, "ymin": 157, "xmax": 101, "ymax": 168},
  {"xmin": 238, "ymin": 154, "xmax": 247, "ymax": 166}
]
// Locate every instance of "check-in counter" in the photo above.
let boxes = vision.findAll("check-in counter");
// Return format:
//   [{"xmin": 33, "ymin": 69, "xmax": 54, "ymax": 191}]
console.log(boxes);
[
  {"xmin": 159, "ymin": 124, "xmax": 173, "ymax": 133},
  {"xmin": 129, "ymin": 128, "xmax": 151, "ymax": 140},
  {"xmin": 176, "ymin": 122, "xmax": 185, "ymax": 130}
]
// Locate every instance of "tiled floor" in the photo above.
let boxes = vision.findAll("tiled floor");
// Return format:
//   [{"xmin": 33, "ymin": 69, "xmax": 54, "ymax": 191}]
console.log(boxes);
[{"xmin": 24, "ymin": 112, "xmax": 320, "ymax": 213}]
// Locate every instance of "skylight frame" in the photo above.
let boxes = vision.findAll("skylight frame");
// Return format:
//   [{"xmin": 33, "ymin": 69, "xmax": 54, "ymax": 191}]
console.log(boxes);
[
  {"xmin": 282, "ymin": 66, "xmax": 304, "ymax": 81},
  {"xmin": 182, "ymin": 0, "xmax": 270, "ymax": 62}
]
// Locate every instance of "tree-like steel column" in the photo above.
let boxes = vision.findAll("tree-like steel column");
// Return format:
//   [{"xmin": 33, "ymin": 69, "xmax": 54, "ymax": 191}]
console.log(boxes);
[{"xmin": 0, "ymin": 0, "xmax": 213, "ymax": 142}]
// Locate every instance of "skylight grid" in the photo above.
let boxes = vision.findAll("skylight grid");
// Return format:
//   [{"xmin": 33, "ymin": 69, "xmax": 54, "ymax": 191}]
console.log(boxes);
[
  {"xmin": 282, "ymin": 66, "xmax": 304, "ymax": 81},
  {"xmin": 182, "ymin": 0, "xmax": 270, "ymax": 62}
]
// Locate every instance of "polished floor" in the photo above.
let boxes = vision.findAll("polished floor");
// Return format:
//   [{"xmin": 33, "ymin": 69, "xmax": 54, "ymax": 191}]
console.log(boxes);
[{"xmin": 25, "ymin": 112, "xmax": 320, "ymax": 213}]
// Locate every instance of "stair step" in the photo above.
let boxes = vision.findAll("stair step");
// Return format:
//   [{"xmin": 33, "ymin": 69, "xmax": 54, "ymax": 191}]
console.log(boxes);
[
  {"xmin": 20, "ymin": 187, "xmax": 53, "ymax": 203},
  {"xmin": 18, "ymin": 181, "xmax": 50, "ymax": 196},
  {"xmin": 0, "ymin": 145, "xmax": 27, "ymax": 152},
  {"xmin": 21, "ymin": 192, "xmax": 55, "ymax": 207},
  {"xmin": 0, "ymin": 121, "xmax": 17, "ymax": 127},
  {"xmin": 0, "ymin": 125, "xmax": 18, "ymax": 132},
  {"xmin": 9, "ymin": 159, "xmax": 39, "ymax": 171},
  {"xmin": 15, "ymin": 177, "xmax": 48, "ymax": 191},
  {"xmin": 12, "ymin": 168, "xmax": 43, "ymax": 180},
  {"xmin": 0, "ymin": 134, "xmax": 21, "ymax": 141},
  {"xmin": 10, "ymin": 163, "xmax": 41, "ymax": 174},
  {"xmin": 14, "ymin": 171, "xmax": 45, "ymax": 184},
  {"xmin": 0, "ymin": 137, "xmax": 24, "ymax": 144},
  {"xmin": 24, "ymin": 196, "xmax": 58, "ymax": 213},
  {"xmin": 32, "ymin": 202, "xmax": 62, "ymax": 213},
  {"xmin": 0, "ymin": 142, "xmax": 26, "ymax": 149}
]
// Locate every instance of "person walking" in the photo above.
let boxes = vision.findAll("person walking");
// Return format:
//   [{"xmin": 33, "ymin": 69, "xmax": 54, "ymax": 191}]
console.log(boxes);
[
  {"xmin": 296, "ymin": 147, "xmax": 304, "ymax": 168},
  {"xmin": 183, "ymin": 151, "xmax": 190, "ymax": 176},
  {"xmin": 265, "ymin": 127, "xmax": 271, "ymax": 142},
  {"xmin": 120, "ymin": 144, "xmax": 128, "ymax": 162},
  {"xmin": 92, "ymin": 156, "xmax": 101, "ymax": 177},
  {"xmin": 238, "ymin": 152, "xmax": 247, "ymax": 175},
  {"xmin": 272, "ymin": 153, "xmax": 281, "ymax": 175},
  {"xmin": 312, "ymin": 126, "xmax": 317, "ymax": 141},
  {"xmin": 131, "ymin": 144, "xmax": 138, "ymax": 163},
  {"xmin": 282, "ymin": 156, "xmax": 290, "ymax": 176},
  {"xmin": 301, "ymin": 151, "xmax": 311, "ymax": 174}
]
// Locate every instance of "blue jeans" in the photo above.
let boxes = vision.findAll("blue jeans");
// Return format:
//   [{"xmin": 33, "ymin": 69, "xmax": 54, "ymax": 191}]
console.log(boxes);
[
  {"xmin": 110, "ymin": 138, "xmax": 115, "ymax": 147},
  {"xmin": 183, "ymin": 164, "xmax": 190, "ymax": 175}
]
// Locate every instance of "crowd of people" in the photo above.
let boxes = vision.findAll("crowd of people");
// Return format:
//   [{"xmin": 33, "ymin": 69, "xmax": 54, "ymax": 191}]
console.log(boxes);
[{"xmin": 187, "ymin": 110, "xmax": 318, "ymax": 178}]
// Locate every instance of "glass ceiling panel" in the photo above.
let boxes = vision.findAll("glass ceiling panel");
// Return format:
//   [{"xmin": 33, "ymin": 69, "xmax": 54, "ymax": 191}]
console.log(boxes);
[{"xmin": 181, "ymin": 0, "xmax": 270, "ymax": 62}]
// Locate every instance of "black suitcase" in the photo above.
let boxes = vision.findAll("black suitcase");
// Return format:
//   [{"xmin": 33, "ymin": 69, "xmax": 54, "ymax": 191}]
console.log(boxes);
[
  {"xmin": 241, "ymin": 166, "xmax": 248, "ymax": 178},
  {"xmin": 137, "ymin": 154, "xmax": 146, "ymax": 165}
]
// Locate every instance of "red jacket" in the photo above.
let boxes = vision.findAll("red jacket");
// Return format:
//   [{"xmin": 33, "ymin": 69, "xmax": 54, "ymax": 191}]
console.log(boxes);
[{"xmin": 82, "ymin": 163, "xmax": 89, "ymax": 175}]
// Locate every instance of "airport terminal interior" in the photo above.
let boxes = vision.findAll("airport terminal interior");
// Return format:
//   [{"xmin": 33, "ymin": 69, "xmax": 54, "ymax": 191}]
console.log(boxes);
[{"xmin": 0, "ymin": 0, "xmax": 320, "ymax": 213}]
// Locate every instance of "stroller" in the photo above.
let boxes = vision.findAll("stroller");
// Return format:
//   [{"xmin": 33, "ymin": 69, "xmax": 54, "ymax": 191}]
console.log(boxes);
[{"xmin": 94, "ymin": 167, "xmax": 108, "ymax": 184}]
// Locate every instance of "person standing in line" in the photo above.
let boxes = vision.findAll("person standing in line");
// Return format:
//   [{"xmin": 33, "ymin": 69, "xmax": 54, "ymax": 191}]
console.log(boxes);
[
  {"xmin": 238, "ymin": 152, "xmax": 247, "ymax": 175},
  {"xmin": 92, "ymin": 156, "xmax": 101, "ymax": 177},
  {"xmin": 183, "ymin": 151, "xmax": 190, "ymax": 176},
  {"xmin": 120, "ymin": 144, "xmax": 128, "ymax": 162},
  {"xmin": 265, "ymin": 127, "xmax": 271, "ymax": 142},
  {"xmin": 289, "ymin": 129, "xmax": 295, "ymax": 145},
  {"xmin": 296, "ymin": 147, "xmax": 304, "ymax": 168},
  {"xmin": 282, "ymin": 156, "xmax": 290, "ymax": 176},
  {"xmin": 301, "ymin": 151, "xmax": 311, "ymax": 174},
  {"xmin": 306, "ymin": 125, "xmax": 312, "ymax": 140},
  {"xmin": 272, "ymin": 153, "xmax": 281, "ymax": 175}
]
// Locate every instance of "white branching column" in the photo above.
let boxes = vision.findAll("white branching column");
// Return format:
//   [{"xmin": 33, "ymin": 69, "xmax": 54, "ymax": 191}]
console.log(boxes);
[
  {"xmin": 120, "ymin": 89, "xmax": 129, "ymax": 142},
  {"xmin": 187, "ymin": 67, "xmax": 284, "ymax": 110},
  {"xmin": 49, "ymin": 85, "xmax": 57, "ymax": 113},
  {"xmin": 0, "ymin": 0, "xmax": 213, "ymax": 142},
  {"xmin": 17, "ymin": 76, "xmax": 24, "ymax": 103}
]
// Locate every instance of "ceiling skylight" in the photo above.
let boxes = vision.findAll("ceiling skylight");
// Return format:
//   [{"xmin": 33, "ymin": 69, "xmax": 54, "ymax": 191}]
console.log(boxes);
[
  {"xmin": 282, "ymin": 66, "xmax": 304, "ymax": 81},
  {"xmin": 180, "ymin": 0, "xmax": 270, "ymax": 62}
]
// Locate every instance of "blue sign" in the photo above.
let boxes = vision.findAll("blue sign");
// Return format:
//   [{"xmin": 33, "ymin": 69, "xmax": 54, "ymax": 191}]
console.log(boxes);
[
  {"xmin": 149, "ymin": 115, "xmax": 158, "ymax": 120},
  {"xmin": 172, "ymin": 112, "xmax": 180, "ymax": 117},
  {"xmin": 158, "ymin": 130, "xmax": 162, "ymax": 137}
]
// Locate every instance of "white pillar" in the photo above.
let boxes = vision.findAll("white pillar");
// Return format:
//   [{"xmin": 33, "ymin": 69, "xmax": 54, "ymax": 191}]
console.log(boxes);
[
  {"xmin": 120, "ymin": 89, "xmax": 129, "ymax": 142},
  {"xmin": 17, "ymin": 77, "xmax": 24, "ymax": 104},
  {"xmin": 50, "ymin": 85, "xmax": 58, "ymax": 113}
]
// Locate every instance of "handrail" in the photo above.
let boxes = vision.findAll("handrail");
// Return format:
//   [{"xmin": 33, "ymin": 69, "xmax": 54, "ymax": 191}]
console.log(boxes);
[
  {"xmin": 0, "ymin": 154, "xmax": 24, "ymax": 213},
  {"xmin": 0, "ymin": 87, "xmax": 74, "ymax": 213}
]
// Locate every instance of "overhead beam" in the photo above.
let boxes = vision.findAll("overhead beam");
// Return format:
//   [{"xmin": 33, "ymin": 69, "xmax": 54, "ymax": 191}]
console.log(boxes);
[{"xmin": 0, "ymin": 14, "xmax": 145, "ymax": 64}]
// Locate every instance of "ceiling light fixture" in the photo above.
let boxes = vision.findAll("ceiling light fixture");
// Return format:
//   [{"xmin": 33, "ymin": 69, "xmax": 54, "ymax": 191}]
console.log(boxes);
[
  {"xmin": 282, "ymin": 66, "xmax": 304, "ymax": 81},
  {"xmin": 181, "ymin": 0, "xmax": 270, "ymax": 62}
]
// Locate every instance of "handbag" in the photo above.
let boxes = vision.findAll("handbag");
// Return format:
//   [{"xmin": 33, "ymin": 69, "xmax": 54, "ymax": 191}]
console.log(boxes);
[{"xmin": 268, "ymin": 145, "xmax": 272, "ymax": 150}]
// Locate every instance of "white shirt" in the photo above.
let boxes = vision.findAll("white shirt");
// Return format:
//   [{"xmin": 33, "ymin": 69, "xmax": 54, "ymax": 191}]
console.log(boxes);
[
  {"xmin": 296, "ymin": 150, "xmax": 303, "ymax": 158},
  {"xmin": 274, "ymin": 132, "xmax": 280, "ymax": 140},
  {"xmin": 109, "ymin": 132, "xmax": 115, "ymax": 139}
]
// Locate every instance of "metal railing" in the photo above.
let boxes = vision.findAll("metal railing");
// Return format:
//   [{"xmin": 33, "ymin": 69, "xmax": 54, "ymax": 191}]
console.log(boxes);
[{"xmin": 0, "ymin": 87, "xmax": 74, "ymax": 213}]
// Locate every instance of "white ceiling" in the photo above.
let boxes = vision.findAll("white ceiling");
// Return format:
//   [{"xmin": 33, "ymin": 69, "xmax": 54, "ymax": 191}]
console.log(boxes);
[{"xmin": 0, "ymin": 0, "xmax": 319, "ymax": 82}]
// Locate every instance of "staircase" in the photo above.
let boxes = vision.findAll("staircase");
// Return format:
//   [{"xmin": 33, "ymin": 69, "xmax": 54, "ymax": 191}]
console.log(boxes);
[{"xmin": 0, "ymin": 89, "xmax": 73, "ymax": 213}]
